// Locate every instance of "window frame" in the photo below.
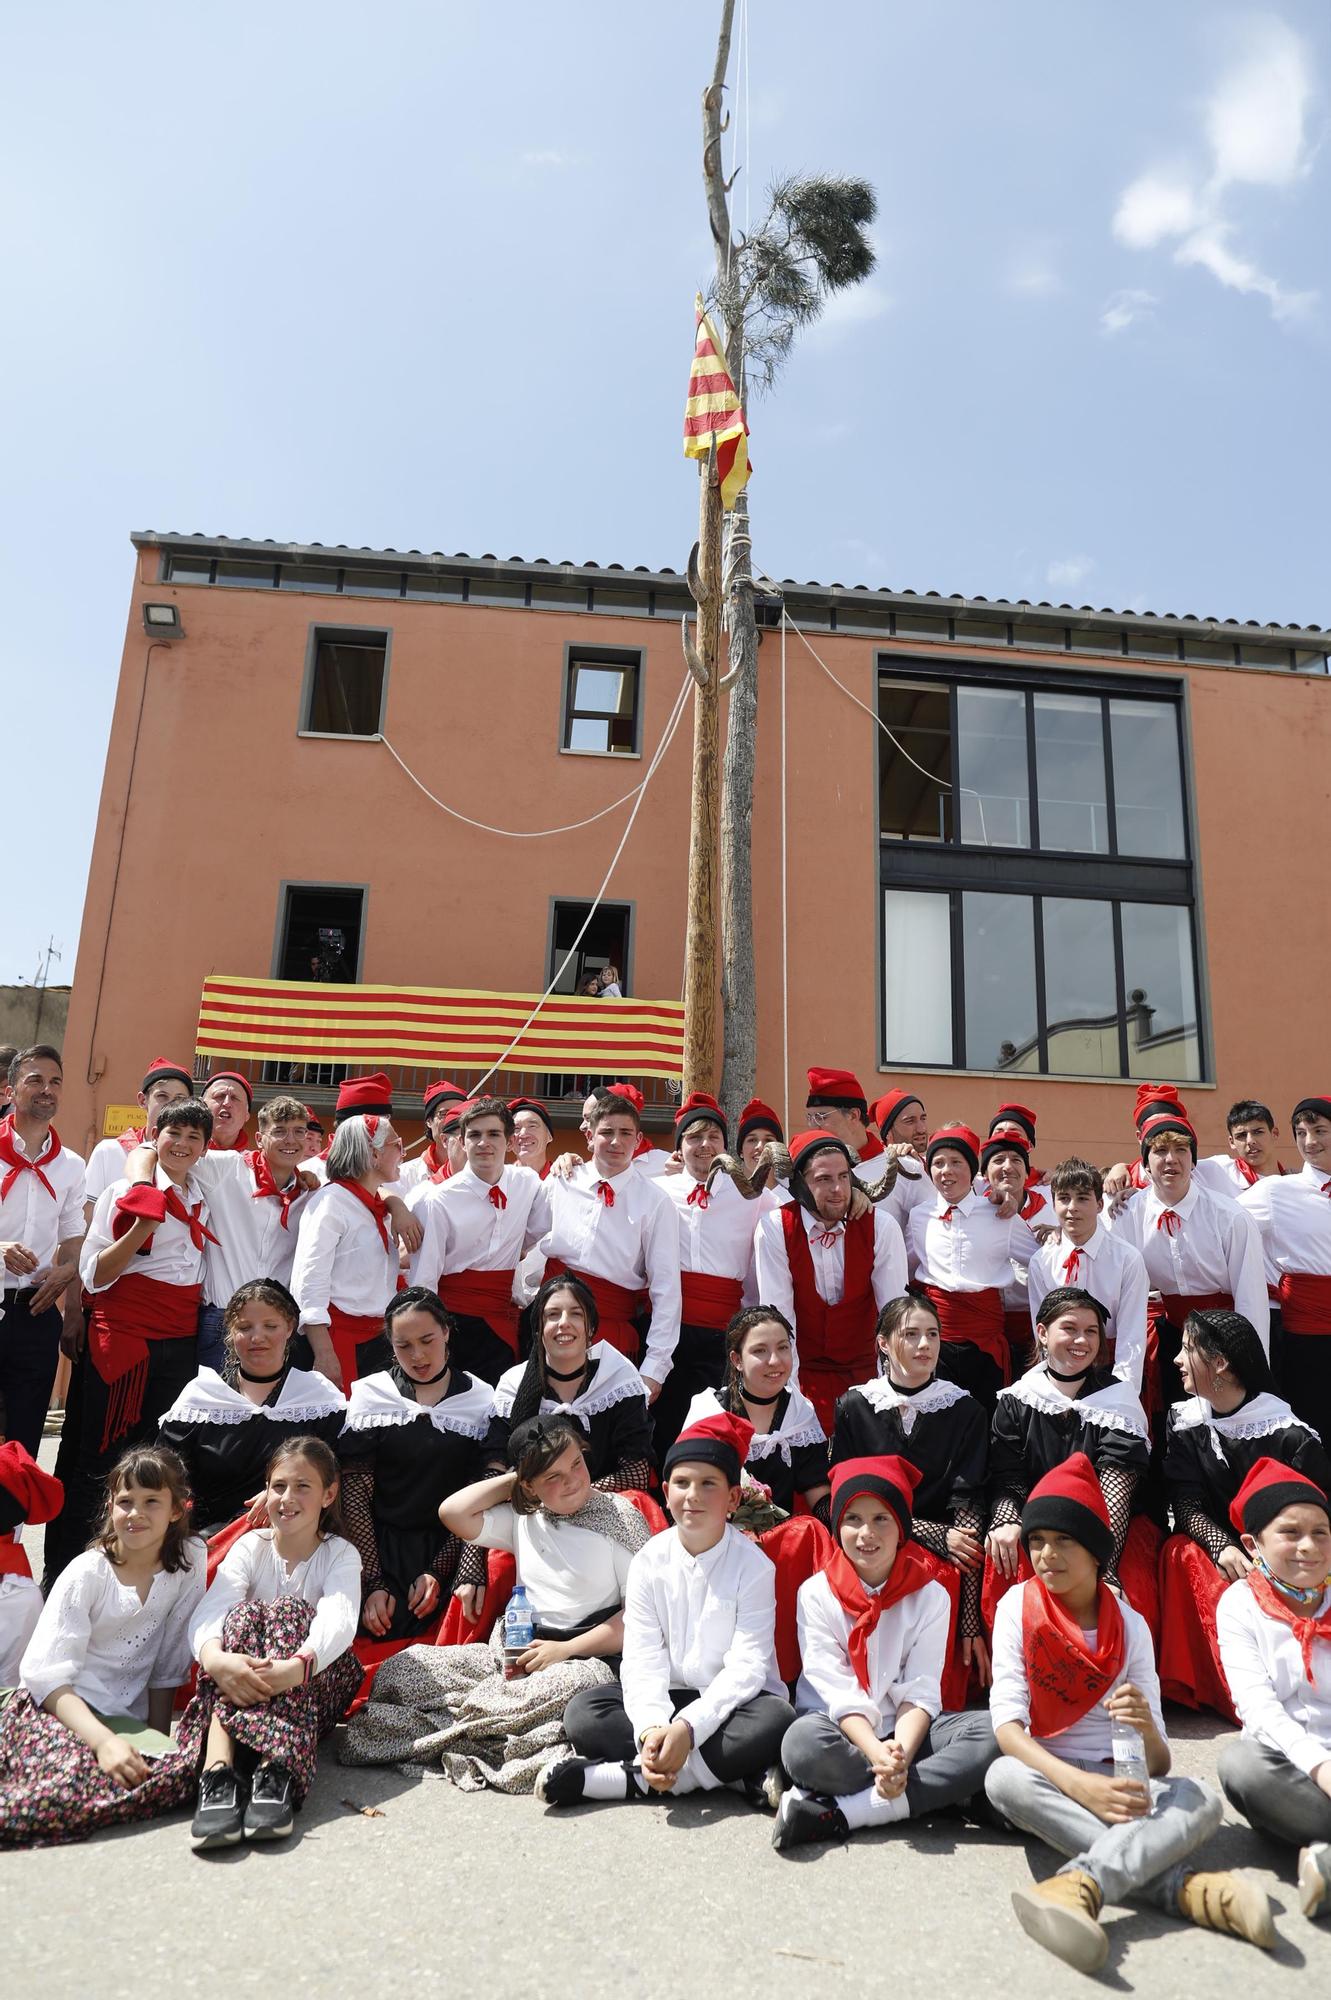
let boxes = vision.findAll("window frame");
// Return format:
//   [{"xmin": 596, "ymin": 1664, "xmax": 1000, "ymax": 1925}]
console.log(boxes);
[
  {"xmin": 876, "ymin": 653, "xmax": 1207, "ymax": 1081},
  {"xmin": 297, "ymin": 624, "xmax": 392, "ymax": 741},
  {"xmin": 271, "ymin": 881, "xmax": 369, "ymax": 982},
  {"xmin": 544, "ymin": 895, "xmax": 636, "ymax": 996},
  {"xmin": 559, "ymin": 642, "xmax": 644, "ymax": 759}
]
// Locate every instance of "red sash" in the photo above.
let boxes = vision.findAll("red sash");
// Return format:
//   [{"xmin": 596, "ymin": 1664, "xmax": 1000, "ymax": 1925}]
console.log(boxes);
[
  {"xmin": 325, "ymin": 1302, "xmax": 387, "ymax": 1386},
  {"xmin": 779, "ymin": 1205, "xmax": 877, "ymax": 1373},
  {"xmin": 680, "ymin": 1271, "xmax": 744, "ymax": 1331},
  {"xmin": 542, "ymin": 1259, "xmax": 647, "ymax": 1358},
  {"xmin": 0, "ymin": 1439, "xmax": 63, "ymax": 1524},
  {"xmin": 918, "ymin": 1282, "xmax": 1008, "ymax": 1377},
  {"xmin": 1278, "ymin": 1272, "xmax": 1331, "ymax": 1336},
  {"xmin": 0, "ymin": 1538, "xmax": 32, "ymax": 1580},
  {"xmin": 89, "ymin": 1272, "xmax": 201, "ymax": 1450},
  {"xmin": 1150, "ymin": 1290, "xmax": 1232, "ymax": 1335},
  {"xmin": 1023, "ymin": 1575, "xmax": 1127, "ymax": 1738},
  {"xmin": 438, "ymin": 1267, "xmax": 521, "ymax": 1353}
]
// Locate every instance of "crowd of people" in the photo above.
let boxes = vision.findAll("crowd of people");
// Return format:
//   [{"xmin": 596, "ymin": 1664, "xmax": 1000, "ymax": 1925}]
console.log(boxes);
[{"xmin": 1, "ymin": 1043, "xmax": 1330, "ymax": 1969}]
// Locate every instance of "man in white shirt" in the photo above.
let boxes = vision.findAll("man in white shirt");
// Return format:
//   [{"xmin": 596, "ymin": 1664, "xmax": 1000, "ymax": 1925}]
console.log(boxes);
[
  {"xmin": 407, "ymin": 1095, "xmax": 552, "ymax": 1384},
  {"xmin": 1240, "ymin": 1096, "xmax": 1331, "ymax": 1439},
  {"xmin": 83, "ymin": 1057, "xmax": 194, "ymax": 1214},
  {"xmin": 753, "ymin": 1130, "xmax": 908, "ymax": 1434},
  {"xmin": 1216, "ymin": 1457, "xmax": 1331, "ymax": 1920},
  {"xmin": 201, "ymin": 1070, "xmax": 252, "ymax": 1152},
  {"xmin": 0, "ymin": 1045, "xmax": 86, "ymax": 1457},
  {"xmin": 1027, "ymin": 1158, "xmax": 1150, "ymax": 1393},
  {"xmin": 398, "ymin": 1078, "xmax": 466, "ymax": 1190},
  {"xmin": 1107, "ymin": 1111, "xmax": 1269, "ymax": 1416},
  {"xmin": 538, "ymin": 1089, "xmax": 681, "ymax": 1400},
  {"xmin": 508, "ymin": 1095, "xmax": 555, "ymax": 1179},
  {"xmin": 186, "ymin": 1093, "xmax": 317, "ymax": 1302},
  {"xmin": 870, "ymin": 1087, "xmax": 935, "ymax": 1234}
]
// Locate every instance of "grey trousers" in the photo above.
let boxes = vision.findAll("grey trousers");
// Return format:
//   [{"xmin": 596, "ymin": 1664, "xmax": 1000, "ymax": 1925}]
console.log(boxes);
[
  {"xmin": 563, "ymin": 1682, "xmax": 796, "ymax": 1782},
  {"xmin": 1219, "ymin": 1736, "xmax": 1331, "ymax": 1848},
  {"xmin": 985, "ymin": 1754, "xmax": 1223, "ymax": 1910},
  {"xmin": 782, "ymin": 1709, "xmax": 998, "ymax": 1814}
]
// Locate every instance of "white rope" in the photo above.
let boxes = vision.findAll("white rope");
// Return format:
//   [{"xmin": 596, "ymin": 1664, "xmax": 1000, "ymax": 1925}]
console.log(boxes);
[
  {"xmin": 462, "ymin": 669, "xmax": 694, "ymax": 1096},
  {"xmin": 379, "ymin": 737, "xmax": 661, "ymax": 837},
  {"xmin": 780, "ymin": 609, "xmax": 790, "ymax": 1137}
]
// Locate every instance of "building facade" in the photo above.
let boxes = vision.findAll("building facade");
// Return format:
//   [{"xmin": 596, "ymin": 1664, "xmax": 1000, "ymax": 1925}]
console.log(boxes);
[{"xmin": 60, "ymin": 530, "xmax": 1331, "ymax": 1165}]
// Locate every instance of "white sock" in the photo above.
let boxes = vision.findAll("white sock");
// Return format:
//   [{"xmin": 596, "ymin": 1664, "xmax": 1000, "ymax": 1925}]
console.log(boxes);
[
  {"xmin": 839, "ymin": 1784, "xmax": 910, "ymax": 1830},
  {"xmin": 580, "ymin": 1760, "xmax": 633, "ymax": 1801}
]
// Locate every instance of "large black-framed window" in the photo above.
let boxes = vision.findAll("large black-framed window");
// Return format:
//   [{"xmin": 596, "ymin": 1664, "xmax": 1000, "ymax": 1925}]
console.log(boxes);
[
  {"xmin": 560, "ymin": 645, "xmax": 643, "ymax": 756},
  {"xmin": 878, "ymin": 658, "xmax": 1204, "ymax": 1080}
]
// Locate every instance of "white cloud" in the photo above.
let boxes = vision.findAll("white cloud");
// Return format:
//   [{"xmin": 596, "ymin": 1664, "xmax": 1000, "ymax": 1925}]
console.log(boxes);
[
  {"xmin": 1047, "ymin": 555, "xmax": 1095, "ymax": 594},
  {"xmin": 1109, "ymin": 18, "xmax": 1317, "ymax": 322},
  {"xmin": 805, "ymin": 281, "xmax": 892, "ymax": 344},
  {"xmin": 1100, "ymin": 287, "xmax": 1158, "ymax": 336}
]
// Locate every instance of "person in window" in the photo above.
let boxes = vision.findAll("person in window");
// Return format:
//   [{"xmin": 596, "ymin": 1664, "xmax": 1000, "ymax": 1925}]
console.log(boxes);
[{"xmin": 596, "ymin": 966, "xmax": 623, "ymax": 999}]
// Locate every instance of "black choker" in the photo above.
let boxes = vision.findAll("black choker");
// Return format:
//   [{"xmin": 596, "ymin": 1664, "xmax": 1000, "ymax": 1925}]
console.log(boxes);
[
  {"xmin": 740, "ymin": 1387, "xmax": 784, "ymax": 1406},
  {"xmin": 1046, "ymin": 1363, "xmax": 1093, "ymax": 1385},
  {"xmin": 238, "ymin": 1364, "xmax": 286, "ymax": 1384},
  {"xmin": 547, "ymin": 1362, "xmax": 590, "ymax": 1383},
  {"xmin": 886, "ymin": 1373, "xmax": 935, "ymax": 1397},
  {"xmin": 413, "ymin": 1364, "xmax": 451, "ymax": 1387}
]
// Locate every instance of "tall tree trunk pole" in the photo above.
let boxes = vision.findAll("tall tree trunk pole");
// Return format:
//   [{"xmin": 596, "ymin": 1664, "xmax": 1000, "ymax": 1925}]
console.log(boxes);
[{"xmin": 682, "ymin": 458, "xmax": 723, "ymax": 1095}]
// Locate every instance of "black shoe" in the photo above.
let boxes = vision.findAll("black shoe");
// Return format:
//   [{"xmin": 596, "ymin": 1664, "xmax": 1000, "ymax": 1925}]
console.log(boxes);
[
  {"xmin": 243, "ymin": 1762, "xmax": 295, "ymax": 1841},
  {"xmin": 771, "ymin": 1791, "xmax": 849, "ymax": 1853},
  {"xmin": 191, "ymin": 1764, "xmax": 246, "ymax": 1850}
]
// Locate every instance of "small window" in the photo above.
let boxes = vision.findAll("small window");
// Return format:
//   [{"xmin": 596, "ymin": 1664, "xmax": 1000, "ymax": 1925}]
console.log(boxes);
[
  {"xmin": 562, "ymin": 648, "xmax": 641, "ymax": 755},
  {"xmin": 301, "ymin": 628, "xmax": 389, "ymax": 737},
  {"xmin": 276, "ymin": 885, "xmax": 364, "ymax": 983},
  {"xmin": 468, "ymin": 577, "xmax": 527, "ymax": 608},
  {"xmin": 879, "ymin": 680, "xmax": 952, "ymax": 841},
  {"xmin": 403, "ymin": 572, "xmax": 465, "ymax": 601},
  {"xmin": 549, "ymin": 900, "xmax": 631, "ymax": 995},
  {"xmin": 883, "ymin": 890, "xmax": 952, "ymax": 1064},
  {"xmin": 531, "ymin": 581, "xmax": 590, "ymax": 612},
  {"xmin": 591, "ymin": 586, "xmax": 652, "ymax": 617},
  {"xmin": 164, "ymin": 554, "xmax": 213, "ymax": 585},
  {"xmin": 216, "ymin": 558, "xmax": 277, "ymax": 589},
  {"xmin": 342, "ymin": 568, "xmax": 401, "ymax": 598},
  {"xmin": 282, "ymin": 564, "xmax": 339, "ymax": 594}
]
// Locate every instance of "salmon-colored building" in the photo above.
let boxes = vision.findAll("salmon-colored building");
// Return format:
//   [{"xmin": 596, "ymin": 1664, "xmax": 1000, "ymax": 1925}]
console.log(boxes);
[{"xmin": 61, "ymin": 530, "xmax": 1331, "ymax": 1168}]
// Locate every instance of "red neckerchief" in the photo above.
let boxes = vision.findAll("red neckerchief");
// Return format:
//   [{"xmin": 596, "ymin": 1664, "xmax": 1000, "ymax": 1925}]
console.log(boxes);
[
  {"xmin": 488, "ymin": 1184, "xmax": 507, "ymax": 1210},
  {"xmin": 1023, "ymin": 1576, "xmax": 1126, "ymax": 1737},
  {"xmin": 163, "ymin": 1186, "xmax": 219, "ymax": 1251},
  {"xmin": 208, "ymin": 1131, "xmax": 249, "ymax": 1152},
  {"xmin": 1062, "ymin": 1246, "xmax": 1085, "ymax": 1282},
  {"xmin": 687, "ymin": 1182, "xmax": 710, "ymax": 1208},
  {"xmin": 821, "ymin": 1541, "xmax": 936, "ymax": 1691},
  {"xmin": 1233, "ymin": 1156, "xmax": 1259, "ymax": 1187},
  {"xmin": 595, "ymin": 1180, "xmax": 616, "ymax": 1207},
  {"xmin": 333, "ymin": 1176, "xmax": 393, "ymax": 1252},
  {"xmin": 1245, "ymin": 1569, "xmax": 1331, "ymax": 1683},
  {"xmin": 245, "ymin": 1148, "xmax": 301, "ymax": 1231},
  {"xmin": 1020, "ymin": 1190, "xmax": 1046, "ymax": 1222},
  {"xmin": 632, "ymin": 1133, "xmax": 653, "ymax": 1161},
  {"xmin": 423, "ymin": 1142, "xmax": 450, "ymax": 1183},
  {"xmin": 1156, "ymin": 1209, "xmax": 1181, "ymax": 1236},
  {"xmin": 0, "ymin": 1116, "xmax": 61, "ymax": 1201},
  {"xmin": 939, "ymin": 1204, "xmax": 958, "ymax": 1225},
  {"xmin": 859, "ymin": 1133, "xmax": 886, "ymax": 1162}
]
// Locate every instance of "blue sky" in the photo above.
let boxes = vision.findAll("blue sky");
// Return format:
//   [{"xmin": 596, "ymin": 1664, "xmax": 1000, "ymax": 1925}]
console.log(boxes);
[{"xmin": 3, "ymin": 1, "xmax": 1327, "ymax": 984}]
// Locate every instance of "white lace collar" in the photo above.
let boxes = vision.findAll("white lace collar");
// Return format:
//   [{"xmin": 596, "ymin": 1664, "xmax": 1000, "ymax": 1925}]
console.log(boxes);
[
  {"xmin": 159, "ymin": 1366, "xmax": 346, "ymax": 1429},
  {"xmin": 342, "ymin": 1369, "xmax": 494, "ymax": 1440},
  {"xmin": 851, "ymin": 1373, "xmax": 972, "ymax": 1437},
  {"xmin": 491, "ymin": 1341, "xmax": 647, "ymax": 1428},
  {"xmin": 1172, "ymin": 1390, "xmax": 1317, "ymax": 1459},
  {"xmin": 1002, "ymin": 1362, "xmax": 1148, "ymax": 1440},
  {"xmin": 681, "ymin": 1384, "xmax": 826, "ymax": 1462}
]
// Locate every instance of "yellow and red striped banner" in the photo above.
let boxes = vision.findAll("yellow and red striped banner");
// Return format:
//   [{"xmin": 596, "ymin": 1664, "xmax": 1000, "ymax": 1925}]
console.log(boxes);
[
  {"xmin": 683, "ymin": 293, "xmax": 751, "ymax": 511},
  {"xmin": 195, "ymin": 976, "xmax": 685, "ymax": 1079}
]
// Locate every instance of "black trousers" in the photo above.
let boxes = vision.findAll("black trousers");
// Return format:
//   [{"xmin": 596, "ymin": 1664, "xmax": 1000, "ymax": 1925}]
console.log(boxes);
[
  {"xmin": 935, "ymin": 1338, "xmax": 1002, "ymax": 1412},
  {"xmin": 445, "ymin": 1313, "xmax": 518, "ymax": 1389},
  {"xmin": 0, "ymin": 1288, "xmax": 62, "ymax": 1460},
  {"xmin": 651, "ymin": 1323, "xmax": 726, "ymax": 1457},
  {"xmin": 563, "ymin": 1681, "xmax": 795, "ymax": 1782},
  {"xmin": 1281, "ymin": 1332, "xmax": 1331, "ymax": 1445}
]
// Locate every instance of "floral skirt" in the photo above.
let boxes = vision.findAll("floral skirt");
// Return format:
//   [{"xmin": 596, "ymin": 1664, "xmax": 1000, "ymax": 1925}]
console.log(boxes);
[
  {"xmin": 177, "ymin": 1595, "xmax": 364, "ymax": 1805},
  {"xmin": 340, "ymin": 1632, "xmax": 613, "ymax": 1794},
  {"xmin": 0, "ymin": 1692, "xmax": 195, "ymax": 1849}
]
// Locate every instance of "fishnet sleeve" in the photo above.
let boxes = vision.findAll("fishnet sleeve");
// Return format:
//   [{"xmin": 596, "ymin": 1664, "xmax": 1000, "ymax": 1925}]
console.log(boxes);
[
  {"xmin": 454, "ymin": 1541, "xmax": 489, "ymax": 1592},
  {"xmin": 1098, "ymin": 1463, "xmax": 1136, "ymax": 1585},
  {"xmin": 594, "ymin": 1455, "xmax": 655, "ymax": 1494},
  {"xmin": 1176, "ymin": 1498, "xmax": 1233, "ymax": 1565},
  {"xmin": 810, "ymin": 1491, "xmax": 832, "ymax": 1530},
  {"xmin": 340, "ymin": 1465, "xmax": 382, "ymax": 1596},
  {"xmin": 913, "ymin": 1516, "xmax": 950, "ymax": 1560},
  {"xmin": 428, "ymin": 1527, "xmax": 466, "ymax": 1588},
  {"xmin": 987, "ymin": 1489, "xmax": 1024, "ymax": 1533}
]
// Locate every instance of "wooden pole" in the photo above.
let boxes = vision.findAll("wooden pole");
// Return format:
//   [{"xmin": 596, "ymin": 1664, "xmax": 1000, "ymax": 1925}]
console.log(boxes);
[{"xmin": 682, "ymin": 456, "xmax": 722, "ymax": 1096}]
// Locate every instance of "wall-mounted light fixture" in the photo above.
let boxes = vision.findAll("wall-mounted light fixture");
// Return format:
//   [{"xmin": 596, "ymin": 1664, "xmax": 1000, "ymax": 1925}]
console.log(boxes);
[{"xmin": 142, "ymin": 602, "xmax": 184, "ymax": 639}]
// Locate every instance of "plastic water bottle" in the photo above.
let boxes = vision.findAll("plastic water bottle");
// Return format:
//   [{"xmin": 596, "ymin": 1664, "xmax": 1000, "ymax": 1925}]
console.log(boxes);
[
  {"xmin": 503, "ymin": 1585, "xmax": 535, "ymax": 1681},
  {"xmin": 1110, "ymin": 1710, "xmax": 1151, "ymax": 1804}
]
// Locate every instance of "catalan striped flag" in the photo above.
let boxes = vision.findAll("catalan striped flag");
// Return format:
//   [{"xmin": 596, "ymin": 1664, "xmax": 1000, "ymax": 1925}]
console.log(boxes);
[{"xmin": 683, "ymin": 294, "xmax": 751, "ymax": 511}]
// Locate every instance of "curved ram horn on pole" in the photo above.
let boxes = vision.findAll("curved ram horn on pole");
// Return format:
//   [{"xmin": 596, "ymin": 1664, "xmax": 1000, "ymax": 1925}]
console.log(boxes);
[{"xmin": 704, "ymin": 1140, "xmax": 790, "ymax": 1199}]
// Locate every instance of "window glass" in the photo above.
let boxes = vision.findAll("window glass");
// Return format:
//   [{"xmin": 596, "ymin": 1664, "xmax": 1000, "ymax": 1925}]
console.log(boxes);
[
  {"xmin": 1012, "ymin": 622, "xmax": 1066, "ymax": 651},
  {"xmin": 1034, "ymin": 692, "xmax": 1108, "ymax": 853},
  {"xmin": 1120, "ymin": 903, "xmax": 1200, "ymax": 1080},
  {"xmin": 564, "ymin": 656, "xmax": 639, "ymax": 753},
  {"xmin": 592, "ymin": 587, "xmax": 652, "ymax": 617},
  {"xmin": 883, "ymin": 891, "xmax": 952, "ymax": 1065},
  {"xmin": 215, "ymin": 559, "xmax": 276, "ymax": 589},
  {"xmin": 1109, "ymin": 699, "xmax": 1186, "ymax": 857},
  {"xmin": 468, "ymin": 578, "xmax": 527, "ymax": 607},
  {"xmin": 531, "ymin": 582, "xmax": 589, "ymax": 611},
  {"xmin": 1041, "ymin": 898, "xmax": 1119, "ymax": 1076},
  {"xmin": 342, "ymin": 569, "xmax": 400, "ymax": 597},
  {"xmin": 878, "ymin": 680, "xmax": 952, "ymax": 841},
  {"xmin": 402, "ymin": 572, "xmax": 465, "ymax": 601},
  {"xmin": 304, "ymin": 636, "xmax": 387, "ymax": 735},
  {"xmin": 164, "ymin": 555, "xmax": 212, "ymax": 584},
  {"xmin": 957, "ymin": 686, "xmax": 1029, "ymax": 847},
  {"xmin": 281, "ymin": 564, "xmax": 340, "ymax": 593},
  {"xmin": 962, "ymin": 892, "xmax": 1037, "ymax": 1070},
  {"xmin": 833, "ymin": 602, "xmax": 894, "ymax": 635},
  {"xmin": 954, "ymin": 619, "xmax": 1007, "ymax": 646}
]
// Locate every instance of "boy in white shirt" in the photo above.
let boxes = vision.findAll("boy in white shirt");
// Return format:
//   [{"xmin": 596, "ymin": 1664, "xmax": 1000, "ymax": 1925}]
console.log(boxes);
[
  {"xmin": 1216, "ymin": 1458, "xmax": 1331, "ymax": 1920},
  {"xmin": 1026, "ymin": 1158, "xmax": 1149, "ymax": 1392},
  {"xmin": 985, "ymin": 1452, "xmax": 1270, "ymax": 1972},
  {"xmin": 771, "ymin": 1453, "xmax": 997, "ymax": 1851},
  {"xmin": 538, "ymin": 1411, "xmax": 793, "ymax": 1805}
]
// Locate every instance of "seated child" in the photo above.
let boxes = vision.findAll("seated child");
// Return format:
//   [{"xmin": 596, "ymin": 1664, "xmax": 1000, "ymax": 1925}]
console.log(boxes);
[
  {"xmin": 540, "ymin": 1411, "xmax": 795, "ymax": 1805},
  {"xmin": 772, "ymin": 1453, "xmax": 997, "ymax": 1851},
  {"xmin": 1216, "ymin": 1458, "xmax": 1331, "ymax": 1921},
  {"xmin": 985, "ymin": 1452, "xmax": 1272, "ymax": 1972},
  {"xmin": 0, "ymin": 1399, "xmax": 65, "ymax": 1685},
  {"xmin": 0, "ymin": 1445, "xmax": 205, "ymax": 1847},
  {"xmin": 183, "ymin": 1435, "xmax": 362, "ymax": 1850}
]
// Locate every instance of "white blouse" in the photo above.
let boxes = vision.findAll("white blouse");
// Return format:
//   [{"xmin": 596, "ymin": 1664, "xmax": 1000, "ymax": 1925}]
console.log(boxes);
[
  {"xmin": 474, "ymin": 1501, "xmax": 635, "ymax": 1631},
  {"xmin": 794, "ymin": 1566, "xmax": 950, "ymax": 1735},
  {"xmin": 189, "ymin": 1529, "xmax": 361, "ymax": 1672},
  {"xmin": 21, "ymin": 1542, "xmax": 207, "ymax": 1719}
]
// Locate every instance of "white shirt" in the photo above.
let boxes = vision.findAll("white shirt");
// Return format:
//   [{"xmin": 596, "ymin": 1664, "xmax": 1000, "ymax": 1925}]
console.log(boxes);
[
  {"xmin": 1026, "ymin": 1222, "xmax": 1151, "ymax": 1393},
  {"xmin": 633, "ymin": 1145, "xmax": 676, "ymax": 1180},
  {"xmin": 22, "ymin": 1541, "xmax": 207, "ymax": 1718},
  {"xmin": 872, "ymin": 1154, "xmax": 935, "ymax": 1235},
  {"xmin": 795, "ymin": 1566, "xmax": 949, "ymax": 1735},
  {"xmin": 475, "ymin": 1500, "xmax": 637, "ymax": 1628},
  {"xmin": 0, "ymin": 1124, "xmax": 85, "ymax": 1289},
  {"xmin": 621, "ymin": 1523, "xmax": 785, "ymax": 1748},
  {"xmin": 84, "ymin": 1135, "xmax": 138, "ymax": 1206},
  {"xmin": 407, "ymin": 1162, "xmax": 551, "ymax": 1288},
  {"xmin": 1106, "ymin": 1180, "xmax": 1269, "ymax": 1349},
  {"xmin": 752, "ymin": 1203, "xmax": 908, "ymax": 1323},
  {"xmin": 1217, "ymin": 1576, "xmax": 1331, "ymax": 1778},
  {"xmin": 190, "ymin": 1528, "xmax": 360, "ymax": 1673},
  {"xmin": 1240, "ymin": 1163, "xmax": 1331, "ymax": 1283},
  {"xmin": 539, "ymin": 1162, "xmax": 682, "ymax": 1384},
  {"xmin": 289, "ymin": 1180, "xmax": 400, "ymax": 1326},
  {"xmin": 989, "ymin": 1579, "xmax": 1166, "ymax": 1764},
  {"xmin": 907, "ymin": 1190, "xmax": 1042, "ymax": 1293},
  {"xmin": 663, "ymin": 1169, "xmax": 774, "ymax": 1290},
  {"xmin": 189, "ymin": 1149, "xmax": 315, "ymax": 1304},
  {"xmin": 79, "ymin": 1167, "xmax": 211, "ymax": 1294}
]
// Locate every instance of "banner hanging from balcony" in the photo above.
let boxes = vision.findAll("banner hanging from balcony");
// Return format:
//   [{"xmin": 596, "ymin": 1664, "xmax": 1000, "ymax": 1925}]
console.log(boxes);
[{"xmin": 195, "ymin": 977, "xmax": 686, "ymax": 1080}]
